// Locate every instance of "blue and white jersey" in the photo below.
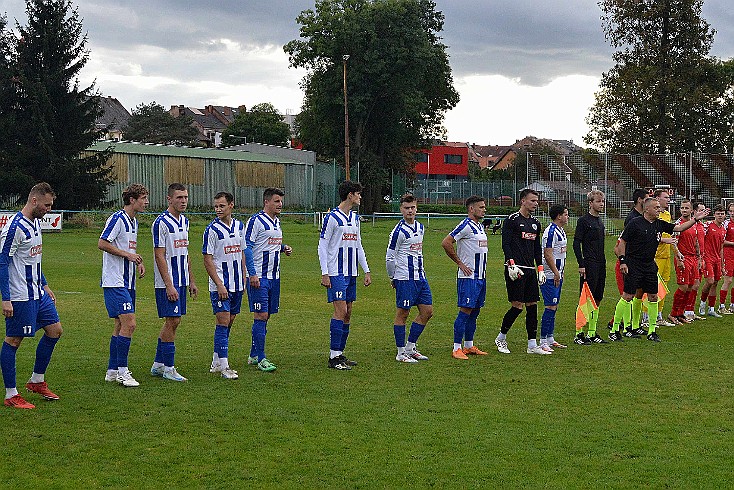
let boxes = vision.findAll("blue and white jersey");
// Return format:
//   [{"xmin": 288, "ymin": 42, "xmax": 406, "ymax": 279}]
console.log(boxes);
[
  {"xmin": 244, "ymin": 211, "xmax": 283, "ymax": 280},
  {"xmin": 318, "ymin": 207, "xmax": 370, "ymax": 277},
  {"xmin": 100, "ymin": 209, "xmax": 139, "ymax": 289},
  {"xmin": 541, "ymin": 222, "xmax": 567, "ymax": 280},
  {"xmin": 152, "ymin": 210, "xmax": 190, "ymax": 288},
  {"xmin": 203, "ymin": 217, "xmax": 246, "ymax": 292},
  {"xmin": 0, "ymin": 212, "xmax": 45, "ymax": 302},
  {"xmin": 386, "ymin": 219, "xmax": 426, "ymax": 281},
  {"xmin": 449, "ymin": 218, "xmax": 488, "ymax": 279}
]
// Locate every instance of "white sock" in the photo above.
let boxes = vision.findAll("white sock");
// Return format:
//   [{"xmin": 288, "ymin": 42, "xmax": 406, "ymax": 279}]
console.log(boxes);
[
  {"xmin": 118, "ymin": 366, "xmax": 128, "ymax": 374},
  {"xmin": 464, "ymin": 340, "xmax": 473, "ymax": 349},
  {"xmin": 107, "ymin": 368, "xmax": 117, "ymax": 376},
  {"xmin": 5, "ymin": 387, "xmax": 18, "ymax": 399},
  {"xmin": 212, "ymin": 352, "xmax": 219, "ymax": 364},
  {"xmin": 152, "ymin": 361, "xmax": 164, "ymax": 369},
  {"xmin": 29, "ymin": 372, "xmax": 44, "ymax": 383},
  {"xmin": 453, "ymin": 343, "xmax": 462, "ymax": 351},
  {"xmin": 329, "ymin": 350, "xmax": 341, "ymax": 359},
  {"xmin": 709, "ymin": 307, "xmax": 715, "ymax": 313},
  {"xmin": 397, "ymin": 346, "xmax": 405, "ymax": 355},
  {"xmin": 528, "ymin": 339, "xmax": 537, "ymax": 349},
  {"xmin": 406, "ymin": 341, "xmax": 416, "ymax": 351},
  {"xmin": 219, "ymin": 357, "xmax": 229, "ymax": 369},
  {"xmin": 497, "ymin": 332, "xmax": 507, "ymax": 341},
  {"xmin": 548, "ymin": 336, "xmax": 555, "ymax": 344},
  {"xmin": 164, "ymin": 365, "xmax": 174, "ymax": 373}
]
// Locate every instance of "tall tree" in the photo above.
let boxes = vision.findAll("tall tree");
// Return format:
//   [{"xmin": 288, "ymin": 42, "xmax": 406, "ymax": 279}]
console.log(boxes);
[
  {"xmin": 222, "ymin": 102, "xmax": 291, "ymax": 146},
  {"xmin": 124, "ymin": 102, "xmax": 199, "ymax": 145},
  {"xmin": 585, "ymin": 0, "xmax": 734, "ymax": 153},
  {"xmin": 285, "ymin": 0, "xmax": 459, "ymax": 213},
  {"xmin": 6, "ymin": 0, "xmax": 112, "ymax": 209}
]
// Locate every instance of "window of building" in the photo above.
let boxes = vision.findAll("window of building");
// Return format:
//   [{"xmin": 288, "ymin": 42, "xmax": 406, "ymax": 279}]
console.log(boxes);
[
  {"xmin": 414, "ymin": 152, "xmax": 428, "ymax": 163},
  {"xmin": 444, "ymin": 154, "xmax": 463, "ymax": 165}
]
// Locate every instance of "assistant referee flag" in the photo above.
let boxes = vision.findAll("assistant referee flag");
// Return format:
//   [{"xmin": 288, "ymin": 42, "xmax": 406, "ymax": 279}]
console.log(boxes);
[{"xmin": 576, "ymin": 281, "xmax": 598, "ymax": 329}]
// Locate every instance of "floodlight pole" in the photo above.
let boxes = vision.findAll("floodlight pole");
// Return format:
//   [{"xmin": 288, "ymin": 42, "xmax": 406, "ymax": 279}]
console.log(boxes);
[{"xmin": 343, "ymin": 54, "xmax": 351, "ymax": 181}]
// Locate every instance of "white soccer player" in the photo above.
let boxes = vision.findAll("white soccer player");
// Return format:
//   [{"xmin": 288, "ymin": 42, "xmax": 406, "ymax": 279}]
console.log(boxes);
[
  {"xmin": 539, "ymin": 204, "xmax": 569, "ymax": 351},
  {"xmin": 386, "ymin": 193, "xmax": 433, "ymax": 363},
  {"xmin": 318, "ymin": 180, "xmax": 371, "ymax": 371},
  {"xmin": 1, "ymin": 183, "xmax": 63, "ymax": 409},
  {"xmin": 203, "ymin": 192, "xmax": 245, "ymax": 380},
  {"xmin": 150, "ymin": 183, "xmax": 198, "ymax": 381},
  {"xmin": 441, "ymin": 195, "xmax": 490, "ymax": 359},
  {"xmin": 98, "ymin": 183, "xmax": 149, "ymax": 387},
  {"xmin": 243, "ymin": 187, "xmax": 292, "ymax": 373}
]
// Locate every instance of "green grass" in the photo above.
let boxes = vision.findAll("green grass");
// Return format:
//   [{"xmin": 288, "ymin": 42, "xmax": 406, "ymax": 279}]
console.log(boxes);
[{"xmin": 3, "ymin": 218, "xmax": 733, "ymax": 488}]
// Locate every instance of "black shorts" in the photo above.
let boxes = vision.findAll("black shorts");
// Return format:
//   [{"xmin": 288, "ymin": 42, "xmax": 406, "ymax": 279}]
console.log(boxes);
[
  {"xmin": 505, "ymin": 267, "xmax": 540, "ymax": 303},
  {"xmin": 581, "ymin": 261, "xmax": 606, "ymax": 304},
  {"xmin": 623, "ymin": 261, "xmax": 658, "ymax": 295}
]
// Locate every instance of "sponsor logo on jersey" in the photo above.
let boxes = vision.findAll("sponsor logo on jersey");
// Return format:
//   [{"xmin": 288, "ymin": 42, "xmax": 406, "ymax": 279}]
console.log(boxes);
[
  {"xmin": 409, "ymin": 242, "xmax": 423, "ymax": 251},
  {"xmin": 522, "ymin": 232, "xmax": 537, "ymax": 240},
  {"xmin": 29, "ymin": 244, "xmax": 42, "ymax": 257},
  {"xmin": 268, "ymin": 237, "xmax": 283, "ymax": 245},
  {"xmin": 478, "ymin": 240, "xmax": 487, "ymax": 248},
  {"xmin": 224, "ymin": 245, "xmax": 242, "ymax": 254},
  {"xmin": 174, "ymin": 239, "xmax": 189, "ymax": 248},
  {"xmin": 342, "ymin": 232, "xmax": 358, "ymax": 241},
  {"xmin": 531, "ymin": 223, "xmax": 538, "ymax": 230},
  {"xmin": 129, "ymin": 240, "xmax": 137, "ymax": 250}
]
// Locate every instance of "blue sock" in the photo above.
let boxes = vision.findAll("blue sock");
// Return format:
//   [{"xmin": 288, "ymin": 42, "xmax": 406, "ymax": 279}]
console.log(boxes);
[
  {"xmin": 465, "ymin": 309, "xmax": 480, "ymax": 342},
  {"xmin": 453, "ymin": 311, "xmax": 470, "ymax": 344},
  {"xmin": 394, "ymin": 325, "xmax": 406, "ymax": 347},
  {"xmin": 253, "ymin": 319, "xmax": 267, "ymax": 360},
  {"xmin": 154, "ymin": 337, "xmax": 163, "ymax": 364},
  {"xmin": 408, "ymin": 322, "xmax": 425, "ymax": 343},
  {"xmin": 214, "ymin": 325, "xmax": 229, "ymax": 360},
  {"xmin": 1, "ymin": 341, "xmax": 18, "ymax": 389},
  {"xmin": 117, "ymin": 335, "xmax": 131, "ymax": 369},
  {"xmin": 339, "ymin": 323, "xmax": 350, "ymax": 351},
  {"xmin": 329, "ymin": 318, "xmax": 344, "ymax": 351},
  {"xmin": 108, "ymin": 335, "xmax": 118, "ymax": 370},
  {"xmin": 541, "ymin": 308, "xmax": 556, "ymax": 338},
  {"xmin": 161, "ymin": 341, "xmax": 175, "ymax": 367},
  {"xmin": 33, "ymin": 335, "xmax": 59, "ymax": 374}
]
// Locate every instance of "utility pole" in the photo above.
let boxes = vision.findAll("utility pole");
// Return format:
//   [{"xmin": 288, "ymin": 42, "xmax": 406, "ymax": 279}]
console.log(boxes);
[{"xmin": 343, "ymin": 54, "xmax": 350, "ymax": 181}]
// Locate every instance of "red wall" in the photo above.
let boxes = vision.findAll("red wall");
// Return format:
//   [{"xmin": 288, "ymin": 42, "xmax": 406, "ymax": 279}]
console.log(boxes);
[{"xmin": 414, "ymin": 145, "xmax": 468, "ymax": 177}]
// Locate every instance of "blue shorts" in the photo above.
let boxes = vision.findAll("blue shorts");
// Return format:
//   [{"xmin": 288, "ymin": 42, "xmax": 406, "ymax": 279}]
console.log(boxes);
[
  {"xmin": 103, "ymin": 287, "xmax": 136, "ymax": 318},
  {"xmin": 394, "ymin": 279, "xmax": 433, "ymax": 309},
  {"xmin": 6, "ymin": 292, "xmax": 60, "ymax": 337},
  {"xmin": 540, "ymin": 279, "xmax": 563, "ymax": 306},
  {"xmin": 457, "ymin": 278, "xmax": 486, "ymax": 309},
  {"xmin": 155, "ymin": 286, "xmax": 188, "ymax": 318},
  {"xmin": 210, "ymin": 290, "xmax": 244, "ymax": 315},
  {"xmin": 246, "ymin": 277, "xmax": 280, "ymax": 314},
  {"xmin": 327, "ymin": 275, "xmax": 357, "ymax": 303}
]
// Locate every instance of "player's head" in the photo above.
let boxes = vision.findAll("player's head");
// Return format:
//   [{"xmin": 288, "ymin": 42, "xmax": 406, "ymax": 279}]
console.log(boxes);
[
  {"xmin": 727, "ymin": 202, "xmax": 734, "ymax": 219},
  {"xmin": 519, "ymin": 189, "xmax": 539, "ymax": 214},
  {"xmin": 213, "ymin": 192, "xmax": 234, "ymax": 219},
  {"xmin": 694, "ymin": 202, "xmax": 706, "ymax": 213},
  {"xmin": 642, "ymin": 196, "xmax": 661, "ymax": 219},
  {"xmin": 26, "ymin": 182, "xmax": 55, "ymax": 219},
  {"xmin": 465, "ymin": 195, "xmax": 486, "ymax": 220},
  {"xmin": 338, "ymin": 180, "xmax": 363, "ymax": 206},
  {"xmin": 632, "ymin": 188, "xmax": 647, "ymax": 207},
  {"xmin": 679, "ymin": 199, "xmax": 692, "ymax": 218},
  {"xmin": 400, "ymin": 193, "xmax": 417, "ymax": 221},
  {"xmin": 653, "ymin": 189, "xmax": 670, "ymax": 208},
  {"xmin": 166, "ymin": 183, "xmax": 188, "ymax": 213},
  {"xmin": 263, "ymin": 187, "xmax": 285, "ymax": 216},
  {"xmin": 550, "ymin": 204, "xmax": 569, "ymax": 225},
  {"xmin": 587, "ymin": 190, "xmax": 605, "ymax": 213},
  {"xmin": 714, "ymin": 204, "xmax": 726, "ymax": 223},
  {"xmin": 122, "ymin": 183, "xmax": 149, "ymax": 212}
]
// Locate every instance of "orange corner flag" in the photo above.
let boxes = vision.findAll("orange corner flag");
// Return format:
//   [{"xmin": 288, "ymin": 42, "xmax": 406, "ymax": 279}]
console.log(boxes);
[
  {"xmin": 576, "ymin": 281, "xmax": 599, "ymax": 328},
  {"xmin": 642, "ymin": 273, "xmax": 670, "ymax": 303}
]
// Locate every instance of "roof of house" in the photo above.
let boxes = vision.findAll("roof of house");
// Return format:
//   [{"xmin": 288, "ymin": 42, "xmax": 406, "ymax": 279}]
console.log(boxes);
[
  {"xmin": 185, "ymin": 107, "xmax": 228, "ymax": 131},
  {"xmin": 95, "ymin": 96, "xmax": 131, "ymax": 131}
]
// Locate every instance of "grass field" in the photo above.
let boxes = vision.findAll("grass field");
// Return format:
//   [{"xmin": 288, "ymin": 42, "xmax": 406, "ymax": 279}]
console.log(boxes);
[{"xmin": 3, "ymin": 215, "xmax": 734, "ymax": 488}]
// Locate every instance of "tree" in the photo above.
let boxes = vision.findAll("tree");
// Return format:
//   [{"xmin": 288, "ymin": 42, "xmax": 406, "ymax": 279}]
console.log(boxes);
[
  {"xmin": 285, "ymin": 0, "xmax": 459, "ymax": 213},
  {"xmin": 221, "ymin": 102, "xmax": 291, "ymax": 147},
  {"xmin": 124, "ymin": 102, "xmax": 199, "ymax": 145},
  {"xmin": 2, "ymin": 0, "xmax": 112, "ymax": 209},
  {"xmin": 585, "ymin": 0, "xmax": 734, "ymax": 153}
]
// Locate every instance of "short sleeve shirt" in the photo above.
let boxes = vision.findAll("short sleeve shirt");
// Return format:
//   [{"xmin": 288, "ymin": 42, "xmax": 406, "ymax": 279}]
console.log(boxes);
[{"xmin": 621, "ymin": 216, "xmax": 675, "ymax": 264}]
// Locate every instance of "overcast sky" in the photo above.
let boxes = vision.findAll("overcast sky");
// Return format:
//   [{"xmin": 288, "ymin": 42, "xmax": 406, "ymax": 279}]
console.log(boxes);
[{"xmin": 2, "ymin": 0, "xmax": 733, "ymax": 147}]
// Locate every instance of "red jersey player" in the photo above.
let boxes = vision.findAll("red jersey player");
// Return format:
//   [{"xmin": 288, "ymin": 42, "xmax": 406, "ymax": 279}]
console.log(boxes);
[{"xmin": 699, "ymin": 205, "xmax": 726, "ymax": 317}]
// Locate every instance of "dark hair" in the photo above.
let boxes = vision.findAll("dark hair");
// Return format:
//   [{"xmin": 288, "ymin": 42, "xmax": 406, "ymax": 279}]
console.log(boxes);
[
  {"xmin": 338, "ymin": 180, "xmax": 363, "ymax": 202},
  {"xmin": 714, "ymin": 204, "xmax": 725, "ymax": 212},
  {"xmin": 167, "ymin": 183, "xmax": 186, "ymax": 196},
  {"xmin": 653, "ymin": 189, "xmax": 669, "ymax": 198},
  {"xmin": 400, "ymin": 193, "xmax": 417, "ymax": 204},
  {"xmin": 29, "ymin": 182, "xmax": 55, "ymax": 199},
  {"xmin": 694, "ymin": 202, "xmax": 705, "ymax": 211},
  {"xmin": 549, "ymin": 204, "xmax": 567, "ymax": 220},
  {"xmin": 632, "ymin": 188, "xmax": 647, "ymax": 204},
  {"xmin": 214, "ymin": 191, "xmax": 234, "ymax": 204},
  {"xmin": 519, "ymin": 188, "xmax": 538, "ymax": 200},
  {"xmin": 122, "ymin": 183, "xmax": 148, "ymax": 205},
  {"xmin": 465, "ymin": 195, "xmax": 485, "ymax": 208},
  {"xmin": 263, "ymin": 187, "xmax": 284, "ymax": 201}
]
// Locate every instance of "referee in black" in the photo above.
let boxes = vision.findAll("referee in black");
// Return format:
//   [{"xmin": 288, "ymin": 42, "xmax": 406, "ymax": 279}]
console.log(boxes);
[
  {"xmin": 573, "ymin": 190, "xmax": 607, "ymax": 344},
  {"xmin": 612, "ymin": 197, "xmax": 709, "ymax": 342}
]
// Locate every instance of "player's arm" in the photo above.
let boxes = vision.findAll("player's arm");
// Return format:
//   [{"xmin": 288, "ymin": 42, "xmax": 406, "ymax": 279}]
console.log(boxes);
[
  {"xmin": 500, "ymin": 217, "xmax": 521, "ymax": 264},
  {"xmin": 543, "ymin": 246, "xmax": 559, "ymax": 285},
  {"xmin": 317, "ymin": 215, "xmax": 333, "ymax": 288},
  {"xmin": 153, "ymin": 247, "xmax": 178, "ymax": 301},
  {"xmin": 203, "ymin": 253, "xmax": 228, "ymax": 300},
  {"xmin": 243, "ymin": 218, "xmax": 260, "ymax": 288},
  {"xmin": 356, "ymin": 225, "xmax": 371, "ymax": 286},
  {"xmin": 441, "ymin": 234, "xmax": 472, "ymax": 276},
  {"xmin": 0, "ymin": 242, "xmax": 13, "ymax": 318},
  {"xmin": 386, "ymin": 227, "xmax": 399, "ymax": 283},
  {"xmin": 673, "ymin": 209, "xmax": 708, "ymax": 233},
  {"xmin": 187, "ymin": 254, "xmax": 198, "ymax": 298},
  {"xmin": 572, "ymin": 219, "xmax": 586, "ymax": 277},
  {"xmin": 615, "ymin": 238, "xmax": 628, "ymax": 274}
]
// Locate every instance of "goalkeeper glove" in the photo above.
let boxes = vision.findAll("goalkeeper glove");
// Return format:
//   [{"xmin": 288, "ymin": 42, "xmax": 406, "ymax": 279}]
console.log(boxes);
[
  {"xmin": 507, "ymin": 259, "xmax": 523, "ymax": 281},
  {"xmin": 537, "ymin": 265, "xmax": 546, "ymax": 285}
]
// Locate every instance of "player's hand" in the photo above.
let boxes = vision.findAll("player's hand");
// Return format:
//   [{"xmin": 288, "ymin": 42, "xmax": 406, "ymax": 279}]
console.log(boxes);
[
  {"xmin": 537, "ymin": 267, "xmax": 547, "ymax": 286},
  {"xmin": 127, "ymin": 252, "xmax": 143, "ymax": 264},
  {"xmin": 620, "ymin": 264, "xmax": 628, "ymax": 275},
  {"xmin": 166, "ymin": 284, "xmax": 179, "ymax": 302},
  {"xmin": 507, "ymin": 260, "xmax": 523, "ymax": 281},
  {"xmin": 321, "ymin": 274, "xmax": 331, "ymax": 288},
  {"xmin": 217, "ymin": 284, "xmax": 229, "ymax": 300},
  {"xmin": 283, "ymin": 245, "xmax": 293, "ymax": 256},
  {"xmin": 249, "ymin": 275, "xmax": 261, "ymax": 289},
  {"xmin": 661, "ymin": 237, "xmax": 677, "ymax": 245},
  {"xmin": 2, "ymin": 300, "xmax": 13, "ymax": 318},
  {"xmin": 189, "ymin": 283, "xmax": 199, "ymax": 299},
  {"xmin": 390, "ymin": 279, "xmax": 396, "ymax": 289},
  {"xmin": 694, "ymin": 207, "xmax": 711, "ymax": 221},
  {"xmin": 459, "ymin": 263, "xmax": 473, "ymax": 276},
  {"xmin": 554, "ymin": 276, "xmax": 560, "ymax": 287},
  {"xmin": 579, "ymin": 267, "xmax": 586, "ymax": 279},
  {"xmin": 44, "ymin": 285, "xmax": 56, "ymax": 303},
  {"xmin": 137, "ymin": 262, "xmax": 146, "ymax": 278},
  {"xmin": 363, "ymin": 272, "xmax": 372, "ymax": 287}
]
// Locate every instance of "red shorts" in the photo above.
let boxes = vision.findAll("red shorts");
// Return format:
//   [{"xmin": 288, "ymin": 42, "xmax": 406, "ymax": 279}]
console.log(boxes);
[
  {"xmin": 704, "ymin": 256, "xmax": 722, "ymax": 281},
  {"xmin": 615, "ymin": 259, "xmax": 624, "ymax": 295},
  {"xmin": 675, "ymin": 255, "xmax": 699, "ymax": 285},
  {"xmin": 723, "ymin": 253, "xmax": 734, "ymax": 277}
]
